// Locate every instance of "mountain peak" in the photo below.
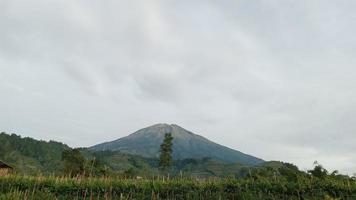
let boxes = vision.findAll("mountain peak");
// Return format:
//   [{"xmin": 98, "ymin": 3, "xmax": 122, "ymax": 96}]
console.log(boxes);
[
  {"xmin": 90, "ymin": 124, "xmax": 263, "ymax": 165},
  {"xmin": 141, "ymin": 123, "xmax": 178, "ymax": 131},
  {"xmin": 146, "ymin": 123, "xmax": 185, "ymax": 129},
  {"xmin": 131, "ymin": 123, "xmax": 194, "ymax": 137},
  {"xmin": 150, "ymin": 123, "xmax": 171, "ymax": 127}
]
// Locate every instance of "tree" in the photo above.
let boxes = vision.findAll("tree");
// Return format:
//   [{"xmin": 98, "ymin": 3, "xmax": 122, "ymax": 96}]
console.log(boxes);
[
  {"xmin": 279, "ymin": 164, "xmax": 299, "ymax": 182},
  {"xmin": 85, "ymin": 157, "xmax": 108, "ymax": 177},
  {"xmin": 159, "ymin": 133, "xmax": 174, "ymax": 171},
  {"xmin": 308, "ymin": 162, "xmax": 328, "ymax": 179},
  {"xmin": 61, "ymin": 148, "xmax": 86, "ymax": 176}
]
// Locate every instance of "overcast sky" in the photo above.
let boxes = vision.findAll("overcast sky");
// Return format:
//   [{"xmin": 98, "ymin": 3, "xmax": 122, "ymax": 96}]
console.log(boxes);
[{"xmin": 1, "ymin": 0, "xmax": 356, "ymax": 174}]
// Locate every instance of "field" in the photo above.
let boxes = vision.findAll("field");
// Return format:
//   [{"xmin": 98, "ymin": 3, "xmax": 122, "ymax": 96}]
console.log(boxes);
[{"xmin": 1, "ymin": 175, "xmax": 356, "ymax": 200}]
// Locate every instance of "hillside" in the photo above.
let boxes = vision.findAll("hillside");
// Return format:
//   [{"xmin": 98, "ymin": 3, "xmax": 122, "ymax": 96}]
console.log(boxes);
[
  {"xmin": 90, "ymin": 151, "xmax": 248, "ymax": 177},
  {"xmin": 90, "ymin": 123, "xmax": 264, "ymax": 165},
  {"xmin": 0, "ymin": 132, "xmax": 246, "ymax": 177},
  {"xmin": 0, "ymin": 132, "xmax": 70, "ymax": 174}
]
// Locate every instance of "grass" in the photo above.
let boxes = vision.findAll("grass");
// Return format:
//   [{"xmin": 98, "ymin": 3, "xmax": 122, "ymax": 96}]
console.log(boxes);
[{"xmin": 0, "ymin": 175, "xmax": 355, "ymax": 199}]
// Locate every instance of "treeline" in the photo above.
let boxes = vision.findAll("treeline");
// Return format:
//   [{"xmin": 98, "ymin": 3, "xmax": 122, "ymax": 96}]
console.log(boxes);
[
  {"xmin": 1, "ymin": 132, "xmax": 356, "ymax": 199},
  {"xmin": 0, "ymin": 132, "xmax": 154, "ymax": 177},
  {"xmin": 1, "ymin": 131, "xmax": 355, "ymax": 182}
]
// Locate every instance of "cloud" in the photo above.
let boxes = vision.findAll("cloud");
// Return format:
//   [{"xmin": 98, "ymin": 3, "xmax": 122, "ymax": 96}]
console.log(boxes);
[{"xmin": 0, "ymin": 0, "xmax": 355, "ymax": 174}]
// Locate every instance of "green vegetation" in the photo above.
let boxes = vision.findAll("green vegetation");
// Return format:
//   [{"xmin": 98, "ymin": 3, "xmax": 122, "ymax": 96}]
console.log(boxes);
[
  {"xmin": 0, "ymin": 132, "xmax": 69, "ymax": 175},
  {"xmin": 0, "ymin": 132, "xmax": 249, "ymax": 178},
  {"xmin": 0, "ymin": 171, "xmax": 355, "ymax": 200},
  {"xmin": 1, "ymin": 132, "xmax": 356, "ymax": 199},
  {"xmin": 159, "ymin": 133, "xmax": 173, "ymax": 171},
  {"xmin": 61, "ymin": 148, "xmax": 86, "ymax": 176}
]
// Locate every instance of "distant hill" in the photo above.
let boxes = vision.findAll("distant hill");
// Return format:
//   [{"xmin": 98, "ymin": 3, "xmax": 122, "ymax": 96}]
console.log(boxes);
[
  {"xmin": 0, "ymin": 132, "xmax": 156, "ymax": 175},
  {"xmin": 90, "ymin": 124, "xmax": 264, "ymax": 166},
  {"xmin": 0, "ymin": 132, "xmax": 70, "ymax": 174}
]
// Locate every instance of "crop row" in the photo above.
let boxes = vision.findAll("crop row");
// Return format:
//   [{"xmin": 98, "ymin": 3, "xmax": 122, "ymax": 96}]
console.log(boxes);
[{"xmin": 0, "ymin": 175, "xmax": 355, "ymax": 199}]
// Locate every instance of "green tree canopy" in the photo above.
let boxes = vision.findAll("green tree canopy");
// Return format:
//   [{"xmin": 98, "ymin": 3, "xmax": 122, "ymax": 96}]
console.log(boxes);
[
  {"xmin": 61, "ymin": 148, "xmax": 85, "ymax": 176},
  {"xmin": 159, "ymin": 133, "xmax": 174, "ymax": 171}
]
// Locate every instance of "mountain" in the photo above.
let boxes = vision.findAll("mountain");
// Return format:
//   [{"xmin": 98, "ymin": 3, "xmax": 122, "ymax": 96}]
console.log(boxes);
[
  {"xmin": 90, "ymin": 124, "xmax": 263, "ymax": 165},
  {"xmin": 0, "ymin": 130, "xmax": 256, "ymax": 177}
]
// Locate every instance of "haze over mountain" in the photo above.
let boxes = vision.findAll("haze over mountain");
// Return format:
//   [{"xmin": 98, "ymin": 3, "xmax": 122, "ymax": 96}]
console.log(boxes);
[{"xmin": 90, "ymin": 124, "xmax": 263, "ymax": 165}]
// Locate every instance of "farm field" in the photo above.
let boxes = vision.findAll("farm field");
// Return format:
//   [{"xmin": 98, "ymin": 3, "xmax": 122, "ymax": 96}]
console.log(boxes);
[{"xmin": 0, "ymin": 175, "xmax": 356, "ymax": 200}]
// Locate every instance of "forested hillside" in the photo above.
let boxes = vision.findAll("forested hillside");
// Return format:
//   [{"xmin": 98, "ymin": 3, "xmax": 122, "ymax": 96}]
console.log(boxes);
[
  {"xmin": 0, "ymin": 132, "xmax": 246, "ymax": 177},
  {"xmin": 0, "ymin": 132, "xmax": 70, "ymax": 174}
]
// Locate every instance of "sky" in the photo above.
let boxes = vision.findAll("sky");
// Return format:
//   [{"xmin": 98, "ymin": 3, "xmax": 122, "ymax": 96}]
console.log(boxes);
[{"xmin": 1, "ymin": 0, "xmax": 355, "ymax": 174}]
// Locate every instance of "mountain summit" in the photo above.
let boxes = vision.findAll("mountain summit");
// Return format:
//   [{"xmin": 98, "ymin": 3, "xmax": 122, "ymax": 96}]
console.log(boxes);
[{"xmin": 90, "ymin": 124, "xmax": 263, "ymax": 165}]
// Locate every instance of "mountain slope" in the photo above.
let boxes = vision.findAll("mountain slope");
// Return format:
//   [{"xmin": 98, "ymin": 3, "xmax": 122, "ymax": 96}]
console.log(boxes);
[
  {"xmin": 0, "ymin": 132, "xmax": 70, "ymax": 174},
  {"xmin": 90, "ymin": 124, "xmax": 263, "ymax": 165}
]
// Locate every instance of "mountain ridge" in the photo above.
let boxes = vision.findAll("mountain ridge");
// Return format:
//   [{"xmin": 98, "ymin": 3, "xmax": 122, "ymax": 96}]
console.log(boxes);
[{"xmin": 90, "ymin": 123, "xmax": 264, "ymax": 166}]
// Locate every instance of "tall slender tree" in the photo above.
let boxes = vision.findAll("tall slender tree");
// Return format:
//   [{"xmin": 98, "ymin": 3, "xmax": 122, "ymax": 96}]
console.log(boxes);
[{"xmin": 159, "ymin": 133, "xmax": 174, "ymax": 171}]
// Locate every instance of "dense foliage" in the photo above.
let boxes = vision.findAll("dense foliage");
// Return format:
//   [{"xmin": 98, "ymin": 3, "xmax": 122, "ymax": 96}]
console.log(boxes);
[
  {"xmin": 0, "ymin": 132, "xmax": 69, "ymax": 174},
  {"xmin": 159, "ymin": 133, "xmax": 174, "ymax": 171},
  {"xmin": 61, "ymin": 149, "xmax": 86, "ymax": 176}
]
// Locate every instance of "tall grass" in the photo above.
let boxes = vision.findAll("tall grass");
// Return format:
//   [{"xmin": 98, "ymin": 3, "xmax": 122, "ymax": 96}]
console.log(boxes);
[{"xmin": 0, "ymin": 175, "xmax": 355, "ymax": 199}]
